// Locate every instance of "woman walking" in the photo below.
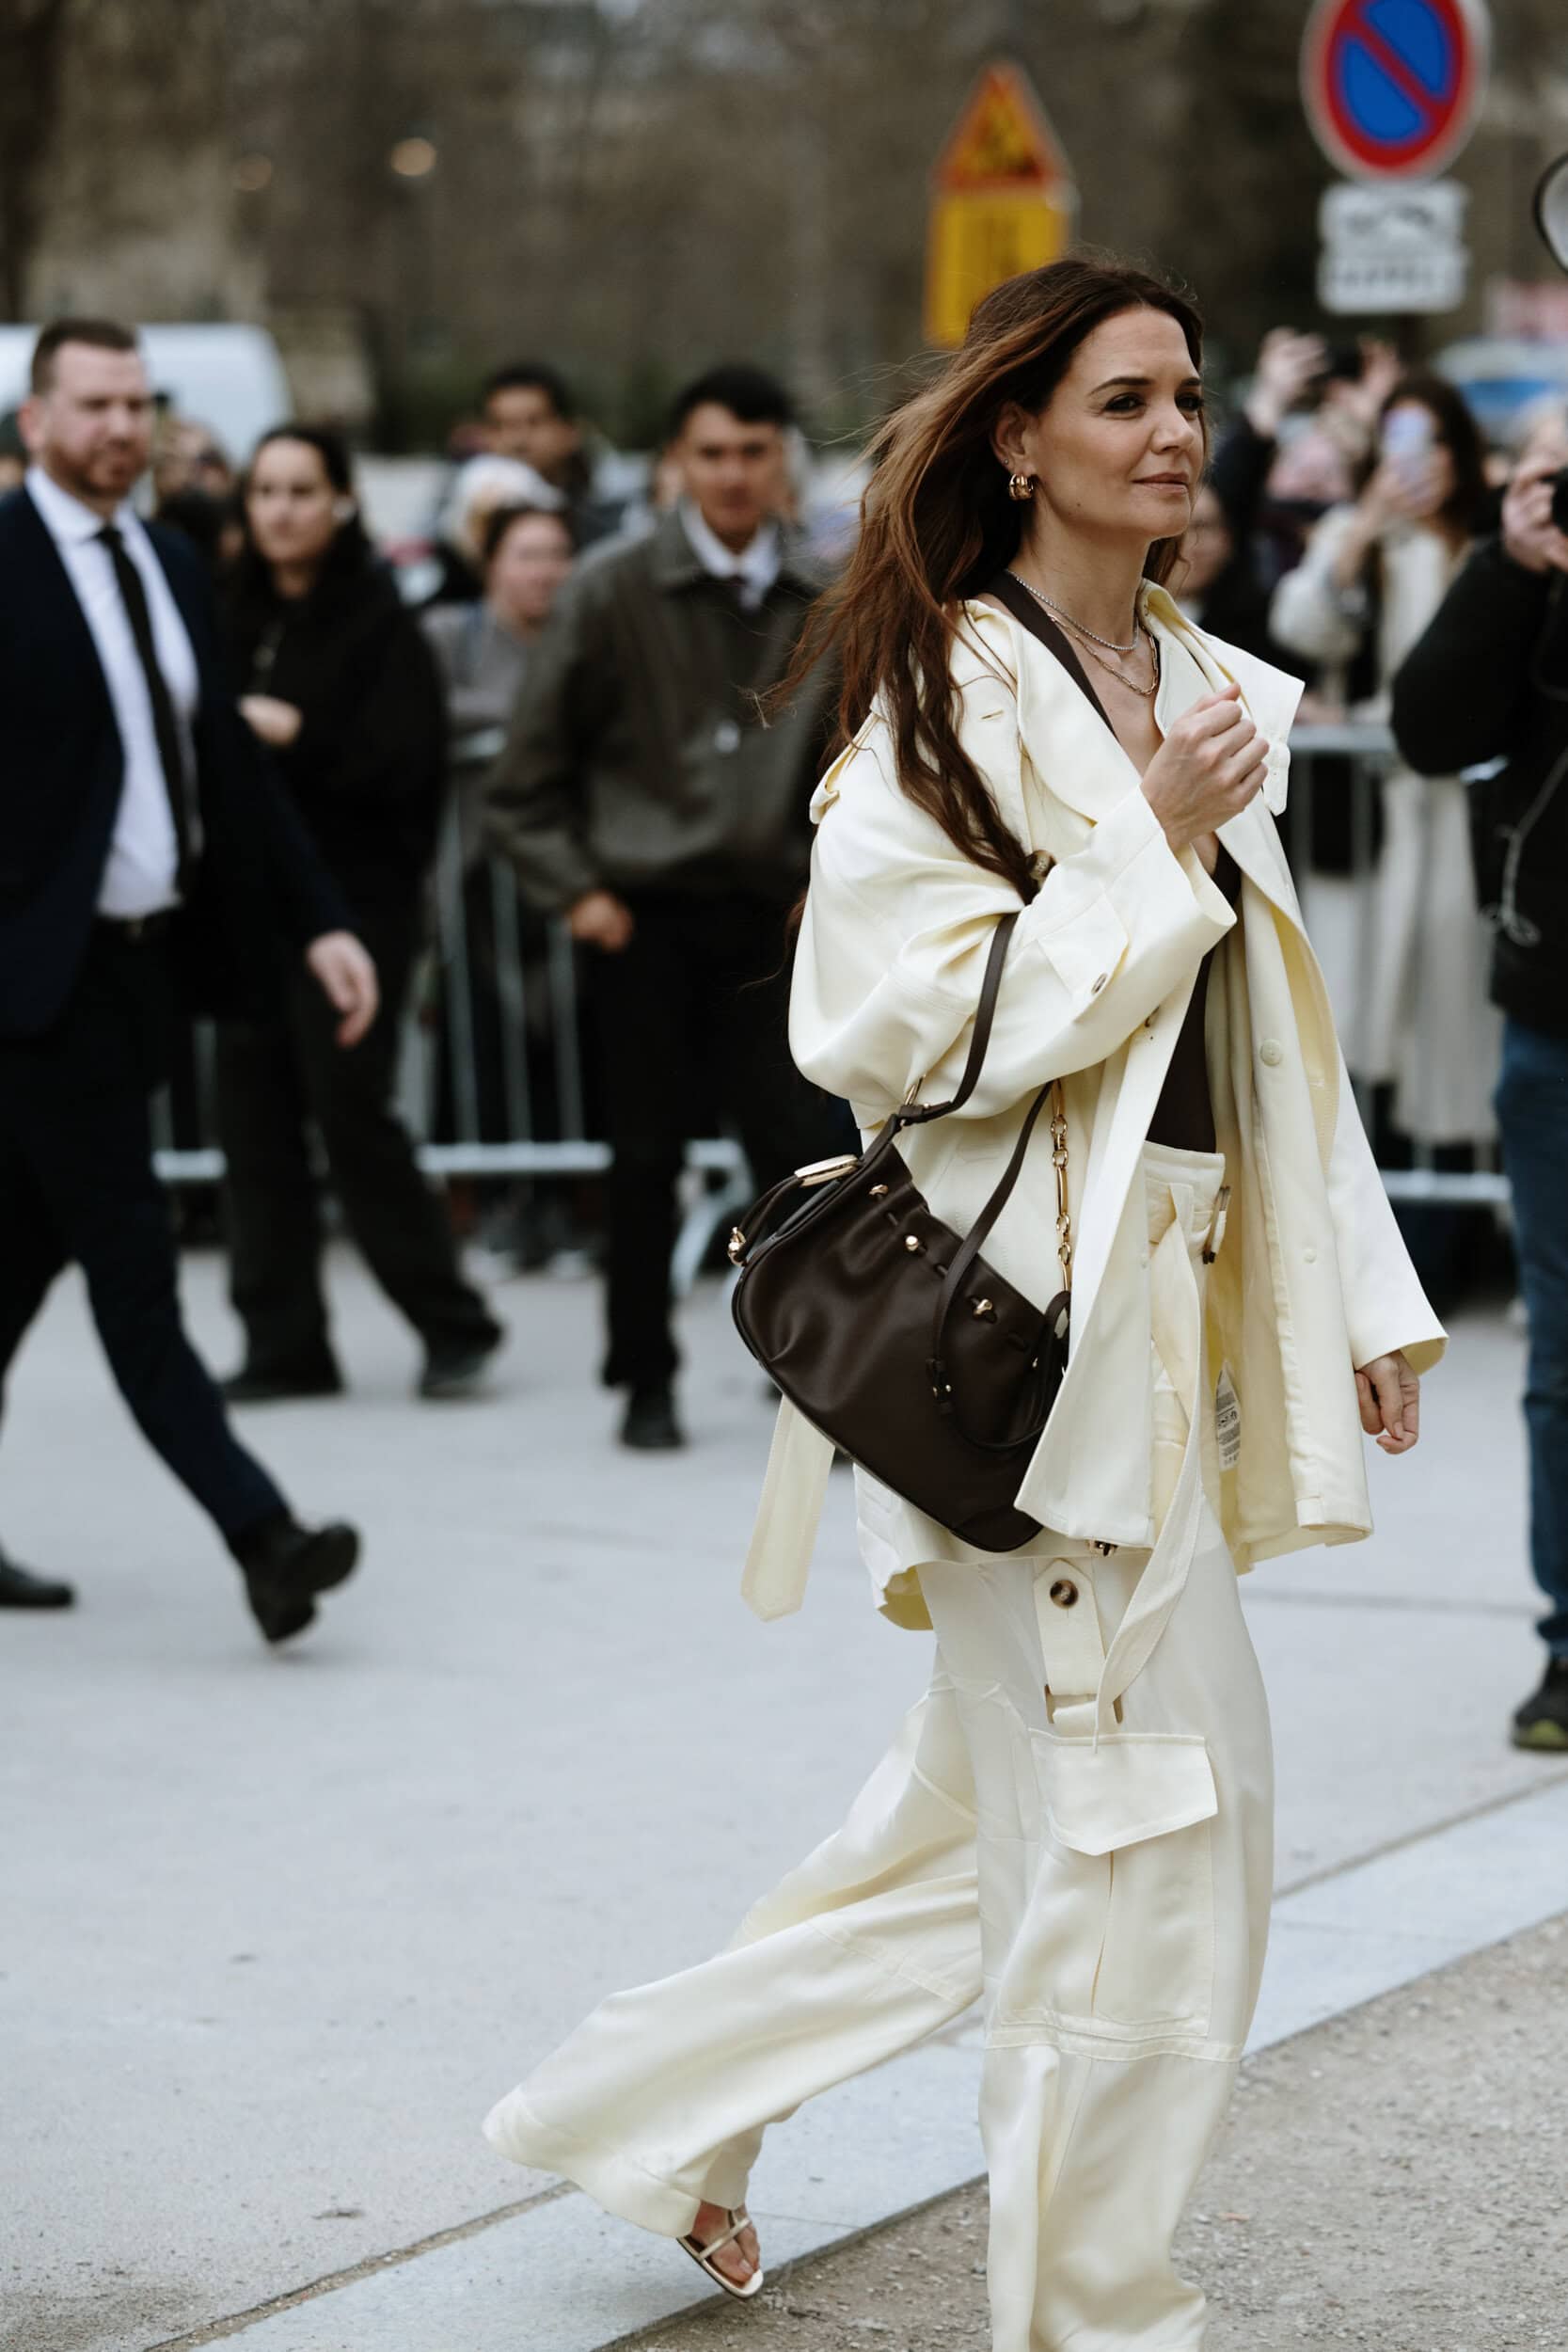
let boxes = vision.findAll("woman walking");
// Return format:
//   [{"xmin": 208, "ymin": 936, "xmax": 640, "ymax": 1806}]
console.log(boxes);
[
  {"xmin": 215, "ymin": 426, "xmax": 501, "ymax": 1402},
  {"xmin": 484, "ymin": 260, "xmax": 1443, "ymax": 2348}
]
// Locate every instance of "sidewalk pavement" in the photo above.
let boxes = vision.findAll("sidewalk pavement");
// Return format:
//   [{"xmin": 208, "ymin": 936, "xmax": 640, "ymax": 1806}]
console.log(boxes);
[
  {"xmin": 3, "ymin": 1245, "xmax": 1566, "ymax": 2352},
  {"xmin": 627, "ymin": 1912, "xmax": 1568, "ymax": 2352}
]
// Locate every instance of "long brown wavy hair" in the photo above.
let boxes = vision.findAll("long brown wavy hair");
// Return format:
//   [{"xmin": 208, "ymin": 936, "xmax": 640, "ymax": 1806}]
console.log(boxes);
[{"xmin": 787, "ymin": 257, "xmax": 1207, "ymax": 901}]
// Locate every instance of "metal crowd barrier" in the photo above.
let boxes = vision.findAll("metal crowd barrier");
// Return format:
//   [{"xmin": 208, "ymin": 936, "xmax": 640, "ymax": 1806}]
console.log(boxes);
[
  {"xmin": 151, "ymin": 798, "xmax": 752, "ymax": 1291},
  {"xmin": 153, "ymin": 730, "xmax": 1507, "ymax": 1241}
]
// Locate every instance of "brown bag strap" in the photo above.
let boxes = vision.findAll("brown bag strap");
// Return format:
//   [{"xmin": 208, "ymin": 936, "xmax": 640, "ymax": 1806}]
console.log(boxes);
[
  {"xmin": 983, "ymin": 571, "xmax": 1117, "ymax": 737},
  {"xmin": 927, "ymin": 1073, "xmax": 1063, "ymax": 1447},
  {"xmin": 728, "ymin": 912, "xmax": 1045, "ymax": 1269},
  {"xmin": 894, "ymin": 909, "xmax": 1020, "ymax": 1127}
]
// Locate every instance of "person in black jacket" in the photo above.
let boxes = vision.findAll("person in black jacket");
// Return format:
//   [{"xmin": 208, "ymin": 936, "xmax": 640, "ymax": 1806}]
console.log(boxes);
[
  {"xmin": 1391, "ymin": 410, "xmax": 1568, "ymax": 1753},
  {"xmin": 215, "ymin": 426, "xmax": 501, "ymax": 1403},
  {"xmin": 0, "ymin": 319, "xmax": 375, "ymax": 1639}
]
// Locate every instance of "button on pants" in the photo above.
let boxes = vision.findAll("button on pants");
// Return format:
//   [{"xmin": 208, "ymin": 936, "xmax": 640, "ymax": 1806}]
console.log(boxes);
[{"xmin": 486, "ymin": 1149, "xmax": 1274, "ymax": 2349}]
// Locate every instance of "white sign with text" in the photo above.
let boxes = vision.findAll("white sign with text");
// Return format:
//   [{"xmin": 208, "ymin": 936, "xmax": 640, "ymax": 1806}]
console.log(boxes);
[{"xmin": 1318, "ymin": 178, "xmax": 1469, "ymax": 313}]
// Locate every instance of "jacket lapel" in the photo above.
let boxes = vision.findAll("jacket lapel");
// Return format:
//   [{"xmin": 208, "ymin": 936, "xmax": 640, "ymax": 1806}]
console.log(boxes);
[{"xmin": 1011, "ymin": 612, "xmax": 1145, "ymax": 825}]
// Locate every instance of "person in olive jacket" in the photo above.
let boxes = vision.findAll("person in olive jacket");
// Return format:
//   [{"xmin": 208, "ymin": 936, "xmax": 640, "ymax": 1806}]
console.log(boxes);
[
  {"xmin": 217, "ymin": 425, "xmax": 501, "ymax": 1402},
  {"xmin": 1391, "ymin": 409, "xmax": 1568, "ymax": 1753},
  {"xmin": 485, "ymin": 366, "xmax": 844, "ymax": 1452}
]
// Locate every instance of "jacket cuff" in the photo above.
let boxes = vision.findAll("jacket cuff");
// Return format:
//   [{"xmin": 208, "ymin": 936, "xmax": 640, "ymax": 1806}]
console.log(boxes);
[
  {"xmin": 1022, "ymin": 787, "xmax": 1233, "ymax": 1018},
  {"xmin": 1348, "ymin": 1320, "xmax": 1446, "ymax": 1380}
]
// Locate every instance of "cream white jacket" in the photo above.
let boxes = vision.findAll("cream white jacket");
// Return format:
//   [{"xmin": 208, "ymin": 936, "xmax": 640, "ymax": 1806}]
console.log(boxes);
[{"xmin": 758, "ymin": 587, "xmax": 1444, "ymax": 1630}]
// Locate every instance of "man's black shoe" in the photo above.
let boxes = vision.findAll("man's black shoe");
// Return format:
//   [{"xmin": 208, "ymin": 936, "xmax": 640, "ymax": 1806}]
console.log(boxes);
[
  {"xmin": 233, "ymin": 1515, "xmax": 360, "ymax": 1647},
  {"xmin": 222, "ymin": 1359, "xmax": 344, "ymax": 1405},
  {"xmin": 0, "ymin": 1551, "xmax": 75, "ymax": 1609},
  {"xmin": 418, "ymin": 1322, "xmax": 504, "ymax": 1400},
  {"xmin": 1512, "ymin": 1657, "xmax": 1568, "ymax": 1752},
  {"xmin": 620, "ymin": 1384, "xmax": 686, "ymax": 1452}
]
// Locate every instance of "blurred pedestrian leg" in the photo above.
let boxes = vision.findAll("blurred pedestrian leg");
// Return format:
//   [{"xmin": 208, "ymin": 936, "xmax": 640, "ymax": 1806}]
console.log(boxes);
[
  {"xmin": 215, "ymin": 903, "xmax": 499, "ymax": 1396},
  {"xmin": 1495, "ymin": 1018, "xmax": 1568, "ymax": 1745},
  {"xmin": 593, "ymin": 892, "xmax": 836, "ymax": 1400},
  {"xmin": 1, "ymin": 926, "xmax": 287, "ymax": 1541}
]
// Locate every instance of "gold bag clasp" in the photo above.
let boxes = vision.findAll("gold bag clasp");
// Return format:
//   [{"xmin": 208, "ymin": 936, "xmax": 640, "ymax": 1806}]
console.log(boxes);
[{"xmin": 793, "ymin": 1153, "xmax": 860, "ymax": 1188}]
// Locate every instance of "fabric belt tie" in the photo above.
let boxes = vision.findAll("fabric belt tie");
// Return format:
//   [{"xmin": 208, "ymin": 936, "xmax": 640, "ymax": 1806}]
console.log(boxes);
[{"xmin": 741, "ymin": 1398, "xmax": 833, "ymax": 1620}]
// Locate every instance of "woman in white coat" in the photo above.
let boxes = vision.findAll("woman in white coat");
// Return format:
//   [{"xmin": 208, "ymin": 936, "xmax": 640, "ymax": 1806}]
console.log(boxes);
[{"xmin": 484, "ymin": 259, "xmax": 1444, "ymax": 2350}]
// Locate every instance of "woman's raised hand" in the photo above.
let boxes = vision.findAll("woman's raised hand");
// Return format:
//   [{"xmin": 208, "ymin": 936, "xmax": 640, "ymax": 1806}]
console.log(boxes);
[{"xmin": 1141, "ymin": 683, "xmax": 1268, "ymax": 855}]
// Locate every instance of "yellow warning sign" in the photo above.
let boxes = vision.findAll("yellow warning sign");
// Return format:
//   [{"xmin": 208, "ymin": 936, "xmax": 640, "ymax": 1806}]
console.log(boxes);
[
  {"xmin": 934, "ymin": 62, "xmax": 1068, "ymax": 191},
  {"xmin": 925, "ymin": 67, "xmax": 1076, "ymax": 348}
]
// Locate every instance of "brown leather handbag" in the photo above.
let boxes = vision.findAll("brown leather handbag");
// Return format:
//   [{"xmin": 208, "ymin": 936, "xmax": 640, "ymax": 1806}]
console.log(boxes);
[{"xmin": 728, "ymin": 912, "xmax": 1071, "ymax": 1552}]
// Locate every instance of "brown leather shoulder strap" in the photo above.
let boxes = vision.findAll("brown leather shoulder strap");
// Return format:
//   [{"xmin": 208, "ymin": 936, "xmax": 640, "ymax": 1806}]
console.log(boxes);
[
  {"xmin": 895, "ymin": 910, "xmax": 1017, "ymax": 1126},
  {"xmin": 981, "ymin": 572, "xmax": 1116, "ymax": 736}
]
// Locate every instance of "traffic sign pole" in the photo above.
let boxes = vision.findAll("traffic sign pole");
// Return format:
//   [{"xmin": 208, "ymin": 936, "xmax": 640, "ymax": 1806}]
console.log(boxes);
[
  {"xmin": 924, "ymin": 63, "xmax": 1077, "ymax": 351},
  {"xmin": 1302, "ymin": 0, "xmax": 1489, "ymax": 322}
]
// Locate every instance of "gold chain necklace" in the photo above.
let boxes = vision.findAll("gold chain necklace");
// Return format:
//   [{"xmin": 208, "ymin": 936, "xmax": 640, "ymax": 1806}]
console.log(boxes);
[
  {"xmin": 1070, "ymin": 619, "xmax": 1162, "ymax": 700},
  {"xmin": 1006, "ymin": 571, "xmax": 1139, "ymax": 654}
]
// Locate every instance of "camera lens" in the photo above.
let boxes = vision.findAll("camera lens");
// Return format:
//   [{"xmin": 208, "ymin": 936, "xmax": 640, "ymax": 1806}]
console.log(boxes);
[{"xmin": 1552, "ymin": 467, "xmax": 1568, "ymax": 536}]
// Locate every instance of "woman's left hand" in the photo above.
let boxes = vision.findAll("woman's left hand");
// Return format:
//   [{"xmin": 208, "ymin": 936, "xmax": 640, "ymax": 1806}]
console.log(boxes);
[
  {"xmin": 240, "ymin": 693, "xmax": 304, "ymax": 748},
  {"xmin": 1354, "ymin": 1350, "xmax": 1420, "ymax": 1454}
]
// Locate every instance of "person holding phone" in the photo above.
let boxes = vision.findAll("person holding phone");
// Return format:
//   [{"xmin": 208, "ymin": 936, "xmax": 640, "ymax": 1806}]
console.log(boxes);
[
  {"xmin": 1393, "ymin": 408, "xmax": 1568, "ymax": 1751},
  {"xmin": 1270, "ymin": 374, "xmax": 1497, "ymax": 1293}
]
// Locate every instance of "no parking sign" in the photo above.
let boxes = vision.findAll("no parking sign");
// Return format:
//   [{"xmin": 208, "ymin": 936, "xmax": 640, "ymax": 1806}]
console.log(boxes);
[{"xmin": 1302, "ymin": 0, "xmax": 1490, "ymax": 183}]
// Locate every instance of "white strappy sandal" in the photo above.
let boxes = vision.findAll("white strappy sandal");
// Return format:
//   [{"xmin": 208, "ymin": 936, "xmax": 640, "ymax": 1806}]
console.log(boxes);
[{"xmin": 676, "ymin": 2202, "xmax": 765, "ymax": 2301}]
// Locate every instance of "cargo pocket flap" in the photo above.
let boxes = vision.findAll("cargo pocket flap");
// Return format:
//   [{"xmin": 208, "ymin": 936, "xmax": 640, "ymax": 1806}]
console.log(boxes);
[{"xmin": 1036, "ymin": 1729, "xmax": 1217, "ymax": 1856}]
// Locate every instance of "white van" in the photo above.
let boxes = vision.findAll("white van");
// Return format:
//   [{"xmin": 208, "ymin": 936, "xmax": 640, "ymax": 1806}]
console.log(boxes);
[{"xmin": 0, "ymin": 322, "xmax": 292, "ymax": 469}]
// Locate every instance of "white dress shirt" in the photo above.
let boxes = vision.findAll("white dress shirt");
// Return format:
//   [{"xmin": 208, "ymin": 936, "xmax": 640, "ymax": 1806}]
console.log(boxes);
[
  {"xmin": 27, "ymin": 465, "xmax": 199, "ymax": 918},
  {"xmin": 678, "ymin": 500, "xmax": 783, "ymax": 612}
]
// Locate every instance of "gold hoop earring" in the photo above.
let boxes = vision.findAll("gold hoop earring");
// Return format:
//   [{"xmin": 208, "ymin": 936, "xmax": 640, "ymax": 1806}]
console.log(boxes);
[{"xmin": 1007, "ymin": 471, "xmax": 1036, "ymax": 503}]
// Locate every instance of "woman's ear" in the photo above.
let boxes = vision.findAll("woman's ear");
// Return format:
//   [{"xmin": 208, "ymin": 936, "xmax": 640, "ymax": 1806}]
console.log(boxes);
[{"xmin": 990, "ymin": 400, "xmax": 1032, "ymax": 477}]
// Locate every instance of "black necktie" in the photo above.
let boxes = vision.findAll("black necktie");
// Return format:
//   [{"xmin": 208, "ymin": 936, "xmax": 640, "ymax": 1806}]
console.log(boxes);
[{"xmin": 97, "ymin": 522, "xmax": 196, "ymax": 888}]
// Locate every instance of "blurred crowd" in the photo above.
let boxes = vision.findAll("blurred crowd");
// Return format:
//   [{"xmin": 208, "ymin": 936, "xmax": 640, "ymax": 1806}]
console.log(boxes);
[
  {"xmin": 7, "ymin": 324, "xmax": 1560, "ymax": 1350},
  {"xmin": 9, "ymin": 321, "xmax": 1559, "ymax": 1338},
  {"xmin": 7, "ymin": 304, "xmax": 1568, "ymax": 1727},
  {"xmin": 110, "ymin": 328, "xmax": 1555, "ymax": 1307}
]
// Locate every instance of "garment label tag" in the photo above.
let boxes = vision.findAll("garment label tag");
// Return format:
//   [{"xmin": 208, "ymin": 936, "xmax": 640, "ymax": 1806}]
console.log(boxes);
[{"xmin": 1215, "ymin": 1364, "xmax": 1242, "ymax": 1472}]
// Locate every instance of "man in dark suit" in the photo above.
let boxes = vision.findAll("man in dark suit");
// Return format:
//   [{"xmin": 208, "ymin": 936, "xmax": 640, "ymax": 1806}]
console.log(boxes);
[{"xmin": 0, "ymin": 317, "xmax": 377, "ymax": 1644}]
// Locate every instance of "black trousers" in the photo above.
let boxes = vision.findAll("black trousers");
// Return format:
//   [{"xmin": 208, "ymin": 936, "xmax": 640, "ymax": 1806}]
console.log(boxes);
[
  {"xmin": 0, "ymin": 926, "xmax": 285, "ymax": 1544},
  {"xmin": 213, "ymin": 900, "xmax": 496, "ymax": 1374},
  {"xmin": 590, "ymin": 891, "xmax": 846, "ymax": 1391}
]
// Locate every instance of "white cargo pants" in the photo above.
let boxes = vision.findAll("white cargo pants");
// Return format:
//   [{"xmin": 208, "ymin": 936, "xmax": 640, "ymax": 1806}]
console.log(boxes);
[{"xmin": 486, "ymin": 1146, "xmax": 1275, "ymax": 2350}]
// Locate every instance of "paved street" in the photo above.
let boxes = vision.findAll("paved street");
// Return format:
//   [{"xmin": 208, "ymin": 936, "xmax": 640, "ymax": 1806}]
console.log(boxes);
[
  {"xmin": 623, "ymin": 1914, "xmax": 1568, "ymax": 2352},
  {"xmin": 5, "ymin": 1241, "xmax": 1567, "ymax": 2352}
]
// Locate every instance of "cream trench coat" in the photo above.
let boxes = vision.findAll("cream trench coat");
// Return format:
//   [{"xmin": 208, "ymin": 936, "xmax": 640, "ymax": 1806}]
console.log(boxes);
[{"xmin": 745, "ymin": 586, "xmax": 1446, "ymax": 1631}]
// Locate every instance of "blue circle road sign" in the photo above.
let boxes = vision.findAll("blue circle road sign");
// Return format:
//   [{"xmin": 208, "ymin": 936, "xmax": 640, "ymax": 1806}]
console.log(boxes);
[{"xmin": 1302, "ymin": 0, "xmax": 1489, "ymax": 183}]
